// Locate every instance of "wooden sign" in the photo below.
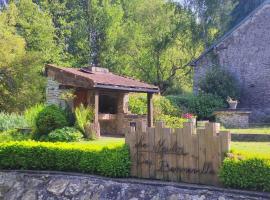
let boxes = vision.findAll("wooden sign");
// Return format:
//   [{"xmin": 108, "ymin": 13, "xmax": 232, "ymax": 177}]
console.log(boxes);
[{"xmin": 125, "ymin": 121, "xmax": 231, "ymax": 185}]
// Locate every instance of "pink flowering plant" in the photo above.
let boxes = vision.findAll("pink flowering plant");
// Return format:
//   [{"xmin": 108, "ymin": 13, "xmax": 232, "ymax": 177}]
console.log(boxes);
[{"xmin": 182, "ymin": 113, "xmax": 196, "ymax": 119}]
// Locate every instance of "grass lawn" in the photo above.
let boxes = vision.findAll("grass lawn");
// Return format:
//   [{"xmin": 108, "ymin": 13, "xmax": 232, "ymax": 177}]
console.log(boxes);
[
  {"xmin": 223, "ymin": 127, "xmax": 270, "ymax": 134},
  {"xmin": 76, "ymin": 136, "xmax": 125, "ymax": 148},
  {"xmin": 231, "ymin": 142, "xmax": 270, "ymax": 158}
]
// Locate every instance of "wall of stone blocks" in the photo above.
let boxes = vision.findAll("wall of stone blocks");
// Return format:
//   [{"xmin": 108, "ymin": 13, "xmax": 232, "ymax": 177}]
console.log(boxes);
[{"xmin": 193, "ymin": 4, "xmax": 270, "ymax": 122}]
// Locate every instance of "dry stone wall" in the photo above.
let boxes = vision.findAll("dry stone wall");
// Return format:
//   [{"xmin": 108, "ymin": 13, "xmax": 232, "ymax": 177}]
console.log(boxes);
[{"xmin": 0, "ymin": 171, "xmax": 269, "ymax": 200}]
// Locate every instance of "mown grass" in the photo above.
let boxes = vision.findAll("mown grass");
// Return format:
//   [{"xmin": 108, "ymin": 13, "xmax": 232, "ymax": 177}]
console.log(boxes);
[
  {"xmin": 223, "ymin": 127, "xmax": 270, "ymax": 134},
  {"xmin": 231, "ymin": 142, "xmax": 270, "ymax": 159}
]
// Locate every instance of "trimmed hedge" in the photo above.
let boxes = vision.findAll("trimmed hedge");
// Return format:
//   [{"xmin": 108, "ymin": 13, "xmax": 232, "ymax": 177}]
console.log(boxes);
[
  {"xmin": 0, "ymin": 141, "xmax": 130, "ymax": 178},
  {"xmin": 219, "ymin": 156, "xmax": 270, "ymax": 192}
]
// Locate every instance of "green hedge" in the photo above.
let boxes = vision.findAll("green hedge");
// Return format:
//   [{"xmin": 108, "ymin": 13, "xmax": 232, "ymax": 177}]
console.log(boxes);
[
  {"xmin": 219, "ymin": 156, "xmax": 270, "ymax": 192},
  {"xmin": 0, "ymin": 141, "xmax": 130, "ymax": 178}
]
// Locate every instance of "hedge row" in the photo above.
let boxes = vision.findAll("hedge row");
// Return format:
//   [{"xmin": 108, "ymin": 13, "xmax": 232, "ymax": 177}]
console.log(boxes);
[
  {"xmin": 219, "ymin": 156, "xmax": 270, "ymax": 192},
  {"xmin": 0, "ymin": 141, "xmax": 130, "ymax": 178}
]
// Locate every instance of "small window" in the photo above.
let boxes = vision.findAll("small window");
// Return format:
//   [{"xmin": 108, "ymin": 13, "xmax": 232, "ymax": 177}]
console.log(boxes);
[{"xmin": 99, "ymin": 95, "xmax": 117, "ymax": 114}]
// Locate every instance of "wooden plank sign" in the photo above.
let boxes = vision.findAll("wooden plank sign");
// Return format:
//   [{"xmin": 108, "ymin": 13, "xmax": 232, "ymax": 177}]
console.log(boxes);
[{"xmin": 125, "ymin": 120, "xmax": 231, "ymax": 186}]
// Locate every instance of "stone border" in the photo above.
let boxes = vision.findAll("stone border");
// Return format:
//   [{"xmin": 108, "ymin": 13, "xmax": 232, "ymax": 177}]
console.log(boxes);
[
  {"xmin": 232, "ymin": 133, "xmax": 270, "ymax": 142},
  {"xmin": 2, "ymin": 170, "xmax": 269, "ymax": 199}
]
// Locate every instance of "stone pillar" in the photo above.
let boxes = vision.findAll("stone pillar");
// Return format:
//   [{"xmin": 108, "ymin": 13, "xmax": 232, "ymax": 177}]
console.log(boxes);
[
  {"xmin": 147, "ymin": 93, "xmax": 153, "ymax": 127},
  {"xmin": 94, "ymin": 91, "xmax": 99, "ymax": 123}
]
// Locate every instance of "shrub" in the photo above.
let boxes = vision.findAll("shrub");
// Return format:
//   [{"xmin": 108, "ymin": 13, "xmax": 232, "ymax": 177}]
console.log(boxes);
[
  {"xmin": 24, "ymin": 104, "xmax": 45, "ymax": 130},
  {"xmin": 36, "ymin": 105, "xmax": 68, "ymax": 136},
  {"xmin": 198, "ymin": 66, "xmax": 240, "ymax": 99},
  {"xmin": 219, "ymin": 156, "xmax": 270, "ymax": 192},
  {"xmin": 48, "ymin": 127, "xmax": 83, "ymax": 142},
  {"xmin": 128, "ymin": 94, "xmax": 147, "ymax": 115},
  {"xmin": 155, "ymin": 114, "xmax": 187, "ymax": 128},
  {"xmin": 0, "ymin": 112, "xmax": 28, "ymax": 131},
  {"xmin": 0, "ymin": 141, "xmax": 130, "ymax": 178},
  {"xmin": 75, "ymin": 104, "xmax": 94, "ymax": 135},
  {"xmin": 0, "ymin": 129, "xmax": 32, "ymax": 142},
  {"xmin": 167, "ymin": 93, "xmax": 226, "ymax": 120},
  {"xmin": 128, "ymin": 94, "xmax": 181, "ymax": 117}
]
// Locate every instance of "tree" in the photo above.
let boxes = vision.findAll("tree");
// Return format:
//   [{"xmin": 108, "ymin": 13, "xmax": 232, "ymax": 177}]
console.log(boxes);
[
  {"xmin": 0, "ymin": 2, "xmax": 45, "ymax": 112},
  {"xmin": 15, "ymin": 0, "xmax": 61, "ymax": 64},
  {"xmin": 228, "ymin": 0, "xmax": 266, "ymax": 30},
  {"xmin": 180, "ymin": 0, "xmax": 235, "ymax": 47},
  {"xmin": 102, "ymin": 0, "xmax": 203, "ymax": 93}
]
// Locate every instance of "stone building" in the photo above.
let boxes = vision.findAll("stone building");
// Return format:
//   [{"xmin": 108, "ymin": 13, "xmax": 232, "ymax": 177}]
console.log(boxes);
[
  {"xmin": 191, "ymin": 1, "xmax": 270, "ymax": 123},
  {"xmin": 45, "ymin": 64, "xmax": 159, "ymax": 135}
]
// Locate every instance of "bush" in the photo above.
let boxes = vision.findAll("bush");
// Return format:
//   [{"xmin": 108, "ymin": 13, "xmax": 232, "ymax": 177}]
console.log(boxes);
[
  {"xmin": 155, "ymin": 114, "xmax": 187, "ymax": 128},
  {"xmin": 0, "ymin": 112, "xmax": 28, "ymax": 131},
  {"xmin": 128, "ymin": 94, "xmax": 181, "ymax": 117},
  {"xmin": 24, "ymin": 104, "xmax": 45, "ymax": 130},
  {"xmin": 36, "ymin": 105, "xmax": 68, "ymax": 136},
  {"xmin": 219, "ymin": 156, "xmax": 270, "ymax": 192},
  {"xmin": 167, "ymin": 93, "xmax": 226, "ymax": 120},
  {"xmin": 0, "ymin": 141, "xmax": 130, "ymax": 178},
  {"xmin": 48, "ymin": 127, "xmax": 83, "ymax": 142},
  {"xmin": 75, "ymin": 104, "xmax": 94, "ymax": 135},
  {"xmin": 198, "ymin": 66, "xmax": 240, "ymax": 99},
  {"xmin": 0, "ymin": 129, "xmax": 32, "ymax": 142}
]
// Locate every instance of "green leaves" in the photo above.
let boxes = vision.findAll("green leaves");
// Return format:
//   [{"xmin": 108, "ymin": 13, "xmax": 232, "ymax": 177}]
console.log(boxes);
[
  {"xmin": 48, "ymin": 127, "xmax": 83, "ymax": 142},
  {"xmin": 36, "ymin": 105, "xmax": 68, "ymax": 136},
  {"xmin": 219, "ymin": 157, "xmax": 270, "ymax": 192},
  {"xmin": 0, "ymin": 141, "xmax": 131, "ymax": 178}
]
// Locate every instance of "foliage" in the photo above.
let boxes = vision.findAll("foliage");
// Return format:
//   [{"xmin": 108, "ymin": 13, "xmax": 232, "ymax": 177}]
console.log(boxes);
[
  {"xmin": 229, "ymin": 0, "xmax": 266, "ymax": 30},
  {"xmin": 128, "ymin": 94, "xmax": 147, "ymax": 115},
  {"xmin": 0, "ymin": 2, "xmax": 46, "ymax": 112},
  {"xmin": 0, "ymin": 112, "xmax": 28, "ymax": 131},
  {"xmin": 167, "ymin": 93, "xmax": 226, "ymax": 120},
  {"xmin": 231, "ymin": 142, "xmax": 270, "ymax": 159},
  {"xmin": 219, "ymin": 156, "xmax": 270, "ymax": 192},
  {"xmin": 15, "ymin": 0, "xmax": 61, "ymax": 63},
  {"xmin": 0, "ymin": 141, "xmax": 130, "ymax": 178},
  {"xmin": 75, "ymin": 104, "xmax": 95, "ymax": 135},
  {"xmin": 128, "ymin": 94, "xmax": 181, "ymax": 117},
  {"xmin": 155, "ymin": 114, "xmax": 187, "ymax": 128},
  {"xmin": 198, "ymin": 66, "xmax": 240, "ymax": 99},
  {"xmin": 0, "ymin": 129, "xmax": 32, "ymax": 142},
  {"xmin": 36, "ymin": 105, "xmax": 68, "ymax": 136},
  {"xmin": 47, "ymin": 127, "xmax": 83, "ymax": 142},
  {"xmin": 24, "ymin": 104, "xmax": 45, "ymax": 130}
]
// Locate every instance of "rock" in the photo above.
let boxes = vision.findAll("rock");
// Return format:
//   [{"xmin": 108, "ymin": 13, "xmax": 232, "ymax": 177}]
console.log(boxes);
[
  {"xmin": 218, "ymin": 197, "xmax": 226, "ymax": 200},
  {"xmin": 168, "ymin": 194, "xmax": 179, "ymax": 200},
  {"xmin": 21, "ymin": 190, "xmax": 37, "ymax": 200},
  {"xmin": 47, "ymin": 179, "xmax": 69, "ymax": 195},
  {"xmin": 0, "ymin": 171, "xmax": 268, "ymax": 200},
  {"xmin": 65, "ymin": 181, "xmax": 84, "ymax": 196}
]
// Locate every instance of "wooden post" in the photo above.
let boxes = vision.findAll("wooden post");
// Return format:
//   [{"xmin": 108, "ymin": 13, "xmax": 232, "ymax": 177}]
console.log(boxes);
[
  {"xmin": 94, "ymin": 91, "xmax": 99, "ymax": 123},
  {"xmin": 147, "ymin": 93, "xmax": 153, "ymax": 127}
]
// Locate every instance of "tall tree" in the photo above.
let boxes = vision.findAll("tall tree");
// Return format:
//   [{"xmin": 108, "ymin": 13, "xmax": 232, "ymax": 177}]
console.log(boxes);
[
  {"xmin": 101, "ymin": 0, "xmax": 203, "ymax": 93},
  {"xmin": 0, "ymin": 3, "xmax": 45, "ymax": 112},
  {"xmin": 181, "ymin": 0, "xmax": 234, "ymax": 47}
]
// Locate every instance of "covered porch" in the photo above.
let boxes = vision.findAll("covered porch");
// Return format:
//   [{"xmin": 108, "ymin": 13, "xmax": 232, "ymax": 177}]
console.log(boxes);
[{"xmin": 45, "ymin": 64, "xmax": 159, "ymax": 136}]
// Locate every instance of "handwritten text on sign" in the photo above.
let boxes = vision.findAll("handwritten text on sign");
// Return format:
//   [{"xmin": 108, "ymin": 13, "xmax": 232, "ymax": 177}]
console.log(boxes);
[{"xmin": 125, "ymin": 121, "xmax": 230, "ymax": 185}]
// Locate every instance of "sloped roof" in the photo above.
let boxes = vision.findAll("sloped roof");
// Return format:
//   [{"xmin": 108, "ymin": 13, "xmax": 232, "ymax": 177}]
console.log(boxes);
[
  {"xmin": 190, "ymin": 0, "xmax": 270, "ymax": 66},
  {"xmin": 45, "ymin": 64, "xmax": 159, "ymax": 93}
]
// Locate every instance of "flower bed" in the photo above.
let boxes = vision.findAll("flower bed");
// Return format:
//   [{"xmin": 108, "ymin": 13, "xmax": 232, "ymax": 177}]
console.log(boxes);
[{"xmin": 0, "ymin": 141, "xmax": 130, "ymax": 178}]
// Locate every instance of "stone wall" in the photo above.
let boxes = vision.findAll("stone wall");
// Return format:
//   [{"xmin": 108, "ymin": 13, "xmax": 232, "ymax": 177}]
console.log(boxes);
[
  {"xmin": 0, "ymin": 171, "xmax": 269, "ymax": 200},
  {"xmin": 194, "ymin": 3, "xmax": 270, "ymax": 122},
  {"xmin": 214, "ymin": 110, "xmax": 251, "ymax": 128},
  {"xmin": 46, "ymin": 77, "xmax": 69, "ymax": 109}
]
